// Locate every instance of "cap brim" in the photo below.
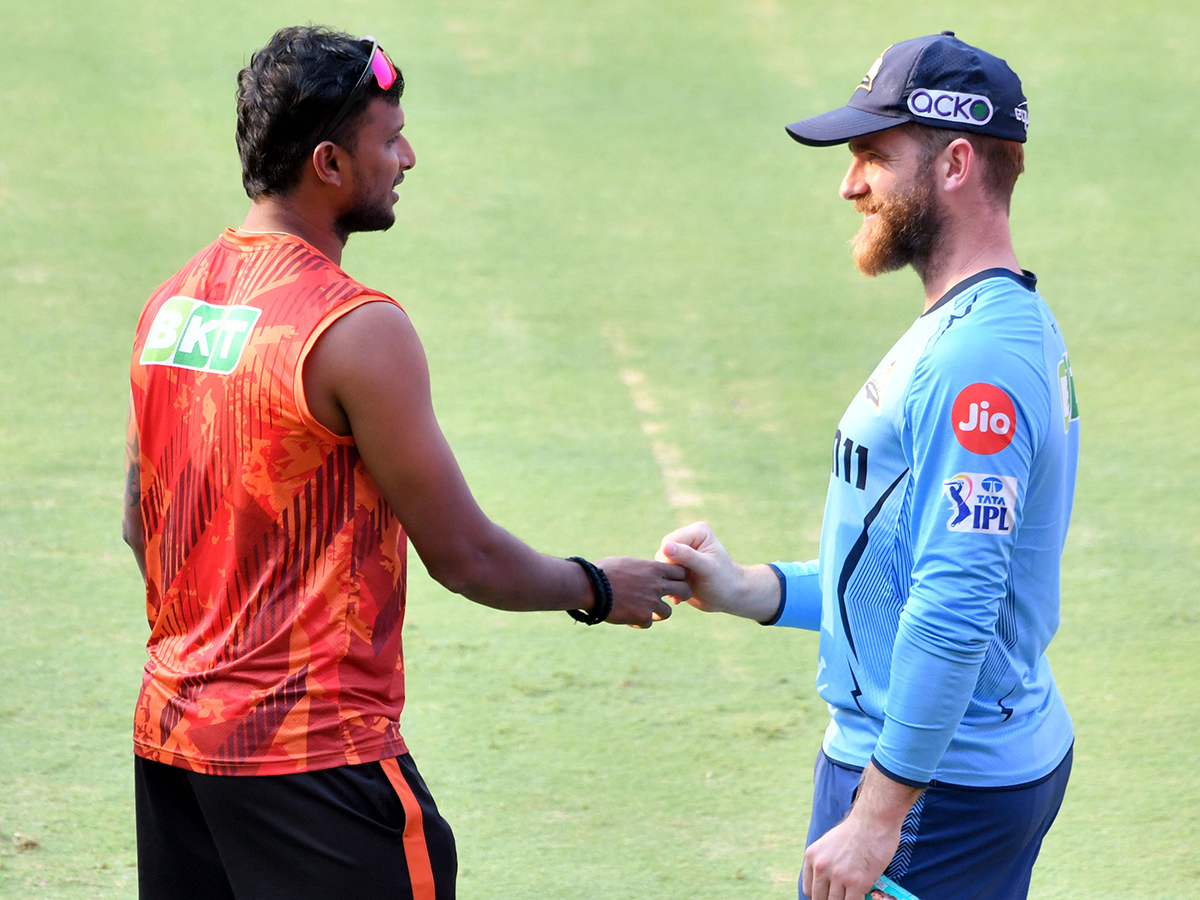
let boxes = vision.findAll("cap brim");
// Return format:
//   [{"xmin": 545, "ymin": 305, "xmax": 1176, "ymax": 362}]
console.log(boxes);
[{"xmin": 786, "ymin": 106, "xmax": 911, "ymax": 147}]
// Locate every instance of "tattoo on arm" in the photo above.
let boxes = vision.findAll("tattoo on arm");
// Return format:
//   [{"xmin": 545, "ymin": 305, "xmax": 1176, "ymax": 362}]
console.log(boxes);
[
  {"xmin": 125, "ymin": 430, "xmax": 140, "ymax": 513},
  {"xmin": 124, "ymin": 397, "xmax": 147, "ymax": 580}
]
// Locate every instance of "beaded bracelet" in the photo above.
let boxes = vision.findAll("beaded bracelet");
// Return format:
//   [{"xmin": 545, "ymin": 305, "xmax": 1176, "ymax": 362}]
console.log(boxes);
[{"xmin": 565, "ymin": 556, "xmax": 613, "ymax": 625}]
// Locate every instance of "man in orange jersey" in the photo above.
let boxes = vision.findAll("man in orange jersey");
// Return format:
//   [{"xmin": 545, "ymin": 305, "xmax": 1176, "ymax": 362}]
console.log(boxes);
[{"xmin": 123, "ymin": 25, "xmax": 689, "ymax": 900}]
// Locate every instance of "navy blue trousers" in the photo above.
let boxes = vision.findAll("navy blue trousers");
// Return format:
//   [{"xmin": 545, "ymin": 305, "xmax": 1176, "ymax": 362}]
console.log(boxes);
[{"xmin": 801, "ymin": 746, "xmax": 1072, "ymax": 900}]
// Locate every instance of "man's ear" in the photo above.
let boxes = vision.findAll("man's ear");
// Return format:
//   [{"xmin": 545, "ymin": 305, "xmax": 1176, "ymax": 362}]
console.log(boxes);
[
  {"xmin": 940, "ymin": 138, "xmax": 974, "ymax": 195},
  {"xmin": 311, "ymin": 141, "xmax": 346, "ymax": 188}
]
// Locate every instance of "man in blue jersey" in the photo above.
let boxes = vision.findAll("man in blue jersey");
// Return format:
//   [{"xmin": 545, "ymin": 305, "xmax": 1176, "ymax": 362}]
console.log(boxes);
[{"xmin": 659, "ymin": 32, "xmax": 1079, "ymax": 900}]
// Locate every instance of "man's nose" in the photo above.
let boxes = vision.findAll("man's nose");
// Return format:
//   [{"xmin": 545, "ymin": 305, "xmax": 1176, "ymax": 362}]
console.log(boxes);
[{"xmin": 839, "ymin": 160, "xmax": 866, "ymax": 201}]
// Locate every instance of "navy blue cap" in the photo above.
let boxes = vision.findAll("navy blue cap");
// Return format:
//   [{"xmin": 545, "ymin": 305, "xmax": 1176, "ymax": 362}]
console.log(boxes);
[{"xmin": 786, "ymin": 32, "xmax": 1029, "ymax": 146}]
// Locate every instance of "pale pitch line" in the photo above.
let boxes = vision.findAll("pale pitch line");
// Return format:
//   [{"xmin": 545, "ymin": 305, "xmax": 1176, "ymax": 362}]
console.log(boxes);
[{"xmin": 606, "ymin": 329, "xmax": 702, "ymax": 514}]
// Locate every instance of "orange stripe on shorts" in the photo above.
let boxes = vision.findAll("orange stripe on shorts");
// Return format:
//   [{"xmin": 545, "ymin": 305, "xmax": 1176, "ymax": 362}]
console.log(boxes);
[{"xmin": 380, "ymin": 757, "xmax": 437, "ymax": 900}]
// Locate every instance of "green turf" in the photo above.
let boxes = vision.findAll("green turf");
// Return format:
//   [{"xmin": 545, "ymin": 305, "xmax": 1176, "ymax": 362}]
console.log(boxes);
[{"xmin": 2, "ymin": 1, "xmax": 1197, "ymax": 897}]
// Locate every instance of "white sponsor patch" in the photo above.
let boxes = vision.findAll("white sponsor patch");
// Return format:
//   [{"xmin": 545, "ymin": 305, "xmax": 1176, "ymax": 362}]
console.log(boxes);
[
  {"xmin": 862, "ymin": 359, "xmax": 896, "ymax": 411},
  {"xmin": 1015, "ymin": 101, "xmax": 1030, "ymax": 132},
  {"xmin": 907, "ymin": 89, "xmax": 994, "ymax": 126},
  {"xmin": 1057, "ymin": 352, "xmax": 1080, "ymax": 433},
  {"xmin": 140, "ymin": 296, "xmax": 261, "ymax": 374},
  {"xmin": 943, "ymin": 473, "xmax": 1018, "ymax": 534}
]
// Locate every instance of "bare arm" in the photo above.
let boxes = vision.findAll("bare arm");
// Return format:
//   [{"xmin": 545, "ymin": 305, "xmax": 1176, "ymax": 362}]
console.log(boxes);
[
  {"xmin": 802, "ymin": 762, "xmax": 923, "ymax": 900},
  {"xmin": 303, "ymin": 301, "xmax": 688, "ymax": 625},
  {"xmin": 122, "ymin": 395, "xmax": 147, "ymax": 581}
]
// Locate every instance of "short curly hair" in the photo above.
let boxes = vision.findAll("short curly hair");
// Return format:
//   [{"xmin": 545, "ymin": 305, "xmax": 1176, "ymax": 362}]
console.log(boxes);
[{"xmin": 236, "ymin": 25, "xmax": 404, "ymax": 199}]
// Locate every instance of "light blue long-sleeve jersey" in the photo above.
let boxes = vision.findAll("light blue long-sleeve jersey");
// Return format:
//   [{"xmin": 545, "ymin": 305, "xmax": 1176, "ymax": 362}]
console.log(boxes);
[{"xmin": 771, "ymin": 270, "xmax": 1079, "ymax": 787}]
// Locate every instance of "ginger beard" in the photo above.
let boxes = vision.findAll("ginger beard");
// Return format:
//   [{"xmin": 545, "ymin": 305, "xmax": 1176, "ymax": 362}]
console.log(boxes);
[{"xmin": 851, "ymin": 166, "xmax": 943, "ymax": 279}]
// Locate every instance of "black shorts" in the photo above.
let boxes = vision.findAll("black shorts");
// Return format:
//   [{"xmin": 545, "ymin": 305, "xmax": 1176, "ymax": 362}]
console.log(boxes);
[{"xmin": 135, "ymin": 754, "xmax": 457, "ymax": 900}]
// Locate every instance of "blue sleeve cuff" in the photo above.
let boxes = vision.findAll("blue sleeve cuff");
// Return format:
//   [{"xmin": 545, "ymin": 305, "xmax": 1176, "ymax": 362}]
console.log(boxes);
[
  {"xmin": 763, "ymin": 561, "xmax": 821, "ymax": 630},
  {"xmin": 760, "ymin": 565, "xmax": 787, "ymax": 625},
  {"xmin": 869, "ymin": 755, "xmax": 931, "ymax": 789}
]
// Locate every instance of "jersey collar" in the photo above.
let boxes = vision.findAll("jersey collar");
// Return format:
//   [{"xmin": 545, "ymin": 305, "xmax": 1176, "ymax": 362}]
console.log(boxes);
[{"xmin": 923, "ymin": 267, "xmax": 1038, "ymax": 317}]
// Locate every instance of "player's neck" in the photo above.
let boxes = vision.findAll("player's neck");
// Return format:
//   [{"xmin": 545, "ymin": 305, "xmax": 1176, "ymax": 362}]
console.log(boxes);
[
  {"xmin": 241, "ymin": 197, "xmax": 346, "ymax": 266},
  {"xmin": 918, "ymin": 214, "xmax": 1019, "ymax": 311}
]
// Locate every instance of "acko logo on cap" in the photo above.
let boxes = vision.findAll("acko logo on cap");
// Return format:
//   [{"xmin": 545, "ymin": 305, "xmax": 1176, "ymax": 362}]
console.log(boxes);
[
  {"xmin": 140, "ymin": 296, "xmax": 261, "ymax": 375},
  {"xmin": 907, "ymin": 89, "xmax": 994, "ymax": 126},
  {"xmin": 952, "ymin": 383, "xmax": 1015, "ymax": 454}
]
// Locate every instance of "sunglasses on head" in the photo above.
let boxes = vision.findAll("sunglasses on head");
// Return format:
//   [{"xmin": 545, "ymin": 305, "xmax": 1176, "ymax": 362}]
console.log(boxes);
[{"xmin": 314, "ymin": 36, "xmax": 398, "ymax": 147}]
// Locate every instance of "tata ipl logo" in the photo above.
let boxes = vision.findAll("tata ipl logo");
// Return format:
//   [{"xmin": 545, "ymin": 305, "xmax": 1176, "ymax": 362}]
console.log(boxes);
[
  {"xmin": 140, "ymin": 297, "xmax": 261, "ymax": 374},
  {"xmin": 907, "ymin": 89, "xmax": 994, "ymax": 126},
  {"xmin": 943, "ymin": 473, "xmax": 1018, "ymax": 534}
]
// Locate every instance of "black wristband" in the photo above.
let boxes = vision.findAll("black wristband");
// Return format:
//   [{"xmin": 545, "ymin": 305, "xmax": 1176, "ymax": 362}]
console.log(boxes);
[{"xmin": 565, "ymin": 556, "xmax": 613, "ymax": 625}]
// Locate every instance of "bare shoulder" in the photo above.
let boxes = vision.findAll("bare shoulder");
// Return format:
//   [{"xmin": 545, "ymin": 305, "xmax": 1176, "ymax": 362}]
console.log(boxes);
[
  {"xmin": 317, "ymin": 299, "xmax": 419, "ymax": 355},
  {"xmin": 303, "ymin": 299, "xmax": 430, "ymax": 436}
]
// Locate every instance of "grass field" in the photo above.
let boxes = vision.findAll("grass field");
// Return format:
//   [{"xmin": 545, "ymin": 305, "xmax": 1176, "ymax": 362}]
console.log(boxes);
[{"xmin": 2, "ymin": 1, "xmax": 1197, "ymax": 897}]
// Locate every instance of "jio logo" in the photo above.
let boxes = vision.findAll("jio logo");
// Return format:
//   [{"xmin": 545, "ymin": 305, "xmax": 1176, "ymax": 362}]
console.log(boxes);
[{"xmin": 952, "ymin": 383, "xmax": 1016, "ymax": 455}]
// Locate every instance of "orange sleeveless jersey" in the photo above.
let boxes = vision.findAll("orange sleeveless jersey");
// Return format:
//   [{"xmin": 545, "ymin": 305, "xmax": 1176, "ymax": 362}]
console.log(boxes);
[{"xmin": 129, "ymin": 229, "xmax": 408, "ymax": 775}]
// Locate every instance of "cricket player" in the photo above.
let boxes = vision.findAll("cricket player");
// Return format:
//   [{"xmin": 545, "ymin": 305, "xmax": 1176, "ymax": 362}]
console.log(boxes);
[
  {"xmin": 659, "ymin": 32, "xmax": 1079, "ymax": 900},
  {"xmin": 123, "ymin": 25, "xmax": 688, "ymax": 900}
]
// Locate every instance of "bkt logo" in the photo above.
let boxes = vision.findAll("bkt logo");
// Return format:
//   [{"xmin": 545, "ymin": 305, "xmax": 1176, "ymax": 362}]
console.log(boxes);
[
  {"xmin": 908, "ymin": 89, "xmax": 994, "ymax": 126},
  {"xmin": 140, "ymin": 297, "xmax": 261, "ymax": 374},
  {"xmin": 943, "ymin": 473, "xmax": 1019, "ymax": 535}
]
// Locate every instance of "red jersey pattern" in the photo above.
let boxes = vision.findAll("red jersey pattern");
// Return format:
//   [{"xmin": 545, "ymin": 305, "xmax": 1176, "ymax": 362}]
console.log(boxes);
[{"xmin": 130, "ymin": 229, "xmax": 408, "ymax": 775}]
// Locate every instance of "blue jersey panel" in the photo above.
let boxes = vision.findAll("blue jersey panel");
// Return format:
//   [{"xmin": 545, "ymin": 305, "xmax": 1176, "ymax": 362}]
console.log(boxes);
[{"xmin": 777, "ymin": 270, "xmax": 1078, "ymax": 787}]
